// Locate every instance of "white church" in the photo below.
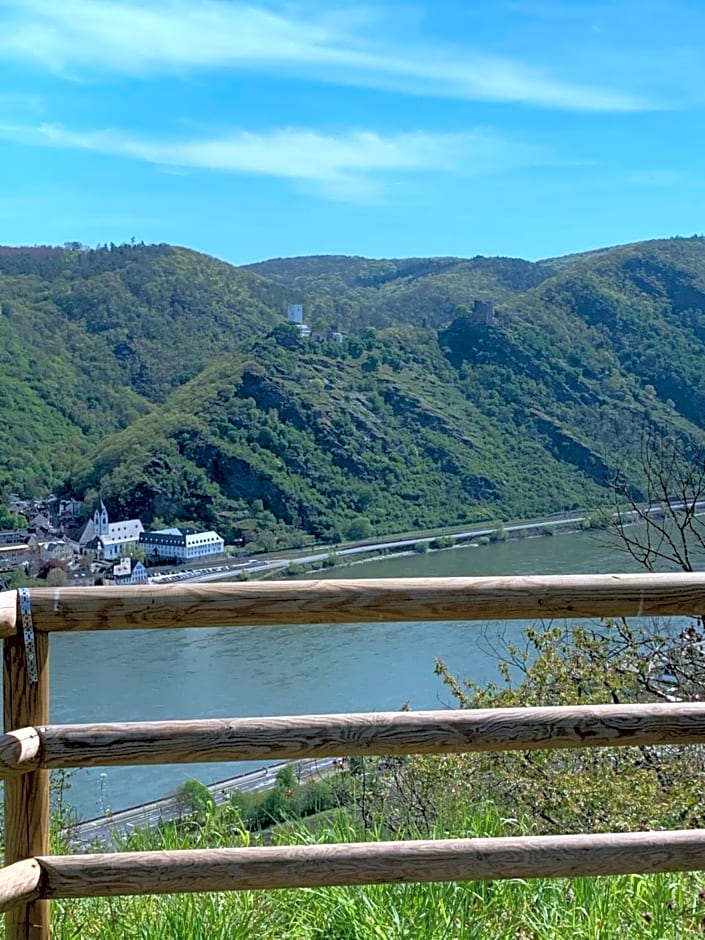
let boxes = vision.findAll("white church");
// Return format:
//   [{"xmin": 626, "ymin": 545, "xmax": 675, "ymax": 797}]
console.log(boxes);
[{"xmin": 79, "ymin": 501, "xmax": 144, "ymax": 560}]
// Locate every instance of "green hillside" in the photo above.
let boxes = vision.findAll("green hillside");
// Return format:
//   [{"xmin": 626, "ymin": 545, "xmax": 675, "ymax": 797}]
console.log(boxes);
[
  {"xmin": 73, "ymin": 328, "xmax": 610, "ymax": 543},
  {"xmin": 2, "ymin": 236, "xmax": 705, "ymax": 542},
  {"xmin": 247, "ymin": 253, "xmax": 556, "ymax": 330},
  {"xmin": 0, "ymin": 243, "xmax": 286, "ymax": 493}
]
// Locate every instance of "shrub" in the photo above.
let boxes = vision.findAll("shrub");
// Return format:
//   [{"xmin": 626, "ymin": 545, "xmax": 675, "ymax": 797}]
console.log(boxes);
[
  {"xmin": 430, "ymin": 536, "xmax": 454, "ymax": 549},
  {"xmin": 345, "ymin": 516, "xmax": 372, "ymax": 541},
  {"xmin": 176, "ymin": 779, "xmax": 216, "ymax": 817}
]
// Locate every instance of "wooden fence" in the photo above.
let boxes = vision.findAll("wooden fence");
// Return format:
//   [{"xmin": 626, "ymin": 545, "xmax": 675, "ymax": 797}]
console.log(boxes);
[{"xmin": 2, "ymin": 573, "xmax": 705, "ymax": 939}]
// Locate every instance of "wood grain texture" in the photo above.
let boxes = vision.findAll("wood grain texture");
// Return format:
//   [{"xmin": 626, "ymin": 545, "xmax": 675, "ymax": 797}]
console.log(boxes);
[
  {"xmin": 22, "ymin": 702, "xmax": 705, "ymax": 770},
  {"xmin": 0, "ymin": 728, "xmax": 41, "ymax": 774},
  {"xmin": 17, "ymin": 573, "xmax": 705, "ymax": 633},
  {"xmin": 0, "ymin": 591, "xmax": 17, "ymax": 639},
  {"xmin": 3, "ymin": 633, "xmax": 50, "ymax": 939},
  {"xmin": 0, "ymin": 862, "xmax": 42, "ymax": 914},
  {"xmin": 36, "ymin": 830, "xmax": 705, "ymax": 897}
]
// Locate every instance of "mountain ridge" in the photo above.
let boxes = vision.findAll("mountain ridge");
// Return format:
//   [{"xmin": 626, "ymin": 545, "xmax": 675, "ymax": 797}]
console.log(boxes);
[{"xmin": 1, "ymin": 236, "xmax": 704, "ymax": 546}]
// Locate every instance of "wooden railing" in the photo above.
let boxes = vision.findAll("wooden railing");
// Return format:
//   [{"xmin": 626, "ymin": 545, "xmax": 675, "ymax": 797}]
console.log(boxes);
[{"xmin": 2, "ymin": 573, "xmax": 705, "ymax": 939}]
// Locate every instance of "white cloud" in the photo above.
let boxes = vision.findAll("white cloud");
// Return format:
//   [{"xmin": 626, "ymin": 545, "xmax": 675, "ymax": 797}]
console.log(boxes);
[
  {"xmin": 0, "ymin": 0, "xmax": 648, "ymax": 111},
  {"xmin": 0, "ymin": 121, "xmax": 549, "ymax": 202}
]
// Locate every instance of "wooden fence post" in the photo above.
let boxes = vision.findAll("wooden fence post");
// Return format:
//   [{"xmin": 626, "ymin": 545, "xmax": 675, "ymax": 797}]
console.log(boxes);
[{"xmin": 4, "ymin": 617, "xmax": 50, "ymax": 940}]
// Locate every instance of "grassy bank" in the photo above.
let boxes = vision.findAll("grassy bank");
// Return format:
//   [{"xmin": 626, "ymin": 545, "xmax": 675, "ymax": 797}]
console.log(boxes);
[{"xmin": 45, "ymin": 805, "xmax": 705, "ymax": 939}]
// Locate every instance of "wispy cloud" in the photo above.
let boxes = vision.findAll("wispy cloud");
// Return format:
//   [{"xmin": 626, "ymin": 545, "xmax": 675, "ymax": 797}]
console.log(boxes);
[
  {"xmin": 0, "ymin": 0, "xmax": 648, "ymax": 112},
  {"xmin": 0, "ymin": 121, "xmax": 549, "ymax": 202}
]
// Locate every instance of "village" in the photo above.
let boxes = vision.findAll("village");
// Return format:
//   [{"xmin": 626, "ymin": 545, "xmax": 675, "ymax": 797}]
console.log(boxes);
[{"xmin": 0, "ymin": 493, "xmax": 227, "ymax": 588}]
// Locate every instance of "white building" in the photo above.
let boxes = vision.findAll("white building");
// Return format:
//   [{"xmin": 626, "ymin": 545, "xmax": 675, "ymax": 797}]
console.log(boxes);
[
  {"xmin": 287, "ymin": 304, "xmax": 303, "ymax": 324},
  {"xmin": 105, "ymin": 558, "xmax": 149, "ymax": 585},
  {"xmin": 80, "ymin": 502, "xmax": 144, "ymax": 560},
  {"xmin": 139, "ymin": 527, "xmax": 225, "ymax": 563}
]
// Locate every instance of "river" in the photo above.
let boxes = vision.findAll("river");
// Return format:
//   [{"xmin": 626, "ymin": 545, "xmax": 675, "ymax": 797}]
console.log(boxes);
[{"xmin": 49, "ymin": 528, "xmax": 653, "ymax": 818}]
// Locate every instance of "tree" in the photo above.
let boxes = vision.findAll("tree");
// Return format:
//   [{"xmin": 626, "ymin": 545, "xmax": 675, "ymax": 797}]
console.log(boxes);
[
  {"xmin": 345, "ymin": 516, "xmax": 372, "ymax": 541},
  {"xmin": 426, "ymin": 622, "xmax": 705, "ymax": 836},
  {"xmin": 604, "ymin": 427, "xmax": 705, "ymax": 702},
  {"xmin": 46, "ymin": 568, "xmax": 68, "ymax": 587},
  {"xmin": 378, "ymin": 428, "xmax": 705, "ymax": 839},
  {"xmin": 124, "ymin": 542, "xmax": 147, "ymax": 563},
  {"xmin": 39, "ymin": 558, "xmax": 68, "ymax": 580},
  {"xmin": 0, "ymin": 506, "xmax": 24, "ymax": 529},
  {"xmin": 612, "ymin": 427, "xmax": 705, "ymax": 574}
]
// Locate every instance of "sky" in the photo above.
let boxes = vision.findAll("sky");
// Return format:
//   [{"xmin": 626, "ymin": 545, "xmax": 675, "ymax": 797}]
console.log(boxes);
[{"xmin": 1, "ymin": 0, "xmax": 705, "ymax": 265}]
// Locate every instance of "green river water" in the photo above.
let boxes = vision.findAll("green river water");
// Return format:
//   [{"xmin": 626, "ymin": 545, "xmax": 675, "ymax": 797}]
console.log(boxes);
[{"xmin": 50, "ymin": 528, "xmax": 655, "ymax": 817}]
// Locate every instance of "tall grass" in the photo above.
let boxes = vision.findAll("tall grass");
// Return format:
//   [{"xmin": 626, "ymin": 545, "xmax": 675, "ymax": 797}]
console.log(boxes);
[{"xmin": 36, "ymin": 804, "xmax": 705, "ymax": 939}]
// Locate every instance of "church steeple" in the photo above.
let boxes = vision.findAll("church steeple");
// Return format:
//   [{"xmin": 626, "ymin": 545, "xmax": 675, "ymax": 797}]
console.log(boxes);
[{"xmin": 94, "ymin": 500, "xmax": 109, "ymax": 537}]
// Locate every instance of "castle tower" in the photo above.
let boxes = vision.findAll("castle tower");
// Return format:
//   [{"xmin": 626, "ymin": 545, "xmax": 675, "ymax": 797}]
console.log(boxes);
[{"xmin": 472, "ymin": 300, "xmax": 495, "ymax": 325}]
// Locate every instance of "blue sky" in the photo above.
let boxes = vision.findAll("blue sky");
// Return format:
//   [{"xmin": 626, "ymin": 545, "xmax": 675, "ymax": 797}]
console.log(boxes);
[{"xmin": 1, "ymin": 0, "xmax": 704, "ymax": 265}]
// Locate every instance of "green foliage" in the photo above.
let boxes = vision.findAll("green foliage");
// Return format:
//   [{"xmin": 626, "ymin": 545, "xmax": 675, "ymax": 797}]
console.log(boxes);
[
  {"xmin": 269, "ymin": 322, "xmax": 303, "ymax": 350},
  {"xmin": 345, "ymin": 516, "xmax": 373, "ymax": 541},
  {"xmin": 3, "ymin": 569, "xmax": 44, "ymax": 588},
  {"xmin": 224, "ymin": 765, "xmax": 348, "ymax": 832},
  {"xmin": 176, "ymin": 779, "xmax": 216, "ymax": 818},
  {"xmin": 47, "ymin": 832, "xmax": 705, "ymax": 939},
  {"xmin": 45, "ymin": 567, "xmax": 68, "ymax": 586},
  {"xmin": 0, "ymin": 506, "xmax": 24, "ymax": 529},
  {"xmin": 3, "ymin": 238, "xmax": 705, "ymax": 542},
  {"xmin": 427, "ymin": 619, "xmax": 705, "ymax": 837},
  {"xmin": 414, "ymin": 540, "xmax": 429, "ymax": 553},
  {"xmin": 430, "ymin": 535, "xmax": 454, "ymax": 549},
  {"xmin": 0, "ymin": 243, "xmax": 284, "ymax": 494},
  {"xmin": 580, "ymin": 507, "xmax": 614, "ymax": 530},
  {"xmin": 48, "ymin": 695, "xmax": 705, "ymax": 939}
]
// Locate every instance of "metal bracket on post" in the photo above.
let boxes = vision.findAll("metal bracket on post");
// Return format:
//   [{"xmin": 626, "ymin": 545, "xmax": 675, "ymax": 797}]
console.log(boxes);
[{"xmin": 17, "ymin": 587, "xmax": 39, "ymax": 684}]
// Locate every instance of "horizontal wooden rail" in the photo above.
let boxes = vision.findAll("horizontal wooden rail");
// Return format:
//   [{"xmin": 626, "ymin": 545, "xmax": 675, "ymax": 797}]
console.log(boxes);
[
  {"xmin": 0, "ymin": 861, "xmax": 42, "ymax": 914},
  {"xmin": 0, "ymin": 829, "xmax": 699, "ymax": 909},
  {"xmin": 0, "ymin": 729, "xmax": 40, "ymax": 774},
  {"xmin": 2, "ymin": 702, "xmax": 705, "ymax": 775},
  {"xmin": 3, "ymin": 572, "xmax": 705, "ymax": 637}
]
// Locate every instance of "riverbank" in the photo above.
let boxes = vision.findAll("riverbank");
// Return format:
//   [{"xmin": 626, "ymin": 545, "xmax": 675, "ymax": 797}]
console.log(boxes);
[
  {"xmin": 151, "ymin": 497, "xmax": 705, "ymax": 586},
  {"xmin": 154, "ymin": 508, "xmax": 602, "ymax": 586},
  {"xmin": 69, "ymin": 757, "xmax": 340, "ymax": 849}
]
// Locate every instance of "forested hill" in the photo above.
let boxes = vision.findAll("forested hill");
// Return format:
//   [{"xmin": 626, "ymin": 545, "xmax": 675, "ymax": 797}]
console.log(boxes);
[
  {"xmin": 2, "ymin": 237, "xmax": 705, "ymax": 545},
  {"xmin": 0, "ymin": 244, "xmax": 286, "ymax": 493},
  {"xmin": 246, "ymin": 253, "xmax": 556, "ymax": 330}
]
